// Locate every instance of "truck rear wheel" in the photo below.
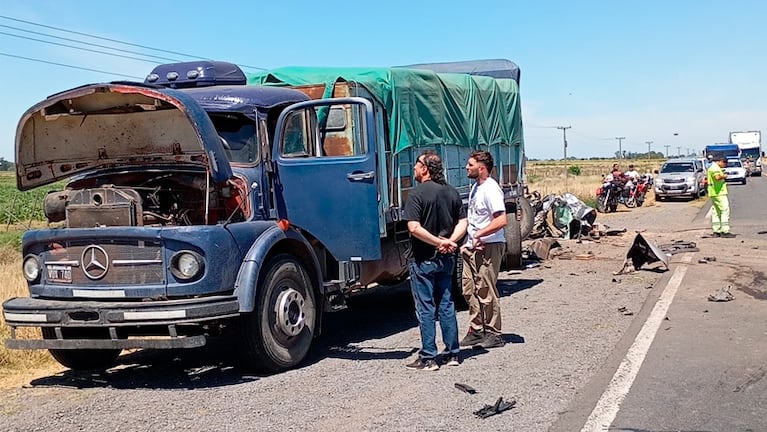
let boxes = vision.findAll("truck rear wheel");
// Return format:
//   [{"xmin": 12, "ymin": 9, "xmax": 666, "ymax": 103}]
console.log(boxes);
[
  {"xmin": 242, "ymin": 254, "xmax": 316, "ymax": 373},
  {"xmin": 504, "ymin": 213, "xmax": 523, "ymax": 269},
  {"xmin": 41, "ymin": 328, "xmax": 121, "ymax": 371},
  {"xmin": 518, "ymin": 196, "xmax": 534, "ymax": 240},
  {"xmin": 452, "ymin": 254, "xmax": 468, "ymax": 311}
]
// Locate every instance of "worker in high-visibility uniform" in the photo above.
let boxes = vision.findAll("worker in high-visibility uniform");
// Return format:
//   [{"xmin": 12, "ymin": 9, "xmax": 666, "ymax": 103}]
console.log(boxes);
[{"xmin": 707, "ymin": 154, "xmax": 734, "ymax": 238}]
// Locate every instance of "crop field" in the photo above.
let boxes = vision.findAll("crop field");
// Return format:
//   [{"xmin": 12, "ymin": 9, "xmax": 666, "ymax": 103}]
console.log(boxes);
[
  {"xmin": 525, "ymin": 159, "xmax": 663, "ymax": 203},
  {"xmin": 0, "ymin": 172, "xmax": 64, "ymax": 380}
]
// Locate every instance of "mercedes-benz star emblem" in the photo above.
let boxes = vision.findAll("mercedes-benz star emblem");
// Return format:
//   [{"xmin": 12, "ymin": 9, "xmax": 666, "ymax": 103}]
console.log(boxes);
[{"xmin": 81, "ymin": 245, "xmax": 109, "ymax": 280}]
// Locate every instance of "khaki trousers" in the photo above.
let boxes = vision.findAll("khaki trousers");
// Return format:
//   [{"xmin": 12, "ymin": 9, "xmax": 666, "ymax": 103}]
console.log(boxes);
[{"xmin": 461, "ymin": 242, "xmax": 505, "ymax": 335}]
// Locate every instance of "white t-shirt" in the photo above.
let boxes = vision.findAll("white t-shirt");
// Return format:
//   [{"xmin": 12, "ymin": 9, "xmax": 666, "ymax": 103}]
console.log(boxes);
[
  {"xmin": 465, "ymin": 177, "xmax": 506, "ymax": 246},
  {"xmin": 625, "ymin": 169, "xmax": 640, "ymax": 179}
]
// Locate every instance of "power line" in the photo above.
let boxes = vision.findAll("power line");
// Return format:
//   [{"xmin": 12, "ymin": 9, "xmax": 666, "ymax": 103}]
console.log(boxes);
[
  {"xmin": 0, "ymin": 14, "xmax": 267, "ymax": 71},
  {"xmin": 0, "ymin": 31, "xmax": 161, "ymax": 64},
  {"xmin": 0, "ymin": 23, "xmax": 183, "ymax": 63},
  {"xmin": 0, "ymin": 14, "xmax": 202, "ymax": 60},
  {"xmin": 0, "ymin": 52, "xmax": 143, "ymax": 79}
]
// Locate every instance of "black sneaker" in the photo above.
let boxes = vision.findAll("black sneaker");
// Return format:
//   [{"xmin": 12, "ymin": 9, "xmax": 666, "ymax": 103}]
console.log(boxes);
[
  {"xmin": 406, "ymin": 358, "xmax": 439, "ymax": 371},
  {"xmin": 720, "ymin": 233, "xmax": 736, "ymax": 238},
  {"xmin": 474, "ymin": 333, "xmax": 505, "ymax": 349},
  {"xmin": 444, "ymin": 354, "xmax": 460, "ymax": 367},
  {"xmin": 460, "ymin": 330, "xmax": 485, "ymax": 347}
]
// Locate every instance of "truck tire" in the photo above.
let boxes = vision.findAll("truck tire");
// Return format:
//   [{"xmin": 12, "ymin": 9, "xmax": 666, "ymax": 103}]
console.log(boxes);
[
  {"xmin": 41, "ymin": 328, "xmax": 121, "ymax": 371},
  {"xmin": 504, "ymin": 213, "xmax": 523, "ymax": 269},
  {"xmin": 242, "ymin": 254, "xmax": 316, "ymax": 373},
  {"xmin": 517, "ymin": 196, "xmax": 534, "ymax": 240},
  {"xmin": 452, "ymin": 254, "xmax": 468, "ymax": 311}
]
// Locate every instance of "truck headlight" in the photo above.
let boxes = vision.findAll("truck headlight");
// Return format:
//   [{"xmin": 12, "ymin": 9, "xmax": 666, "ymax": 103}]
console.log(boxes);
[
  {"xmin": 22, "ymin": 255, "xmax": 41, "ymax": 282},
  {"xmin": 655, "ymin": 178, "xmax": 664, "ymax": 185},
  {"xmin": 170, "ymin": 251, "xmax": 204, "ymax": 280}
]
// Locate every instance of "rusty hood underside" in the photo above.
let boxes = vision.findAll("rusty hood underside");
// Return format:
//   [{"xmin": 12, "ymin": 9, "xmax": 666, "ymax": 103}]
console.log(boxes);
[{"xmin": 15, "ymin": 83, "xmax": 232, "ymax": 191}]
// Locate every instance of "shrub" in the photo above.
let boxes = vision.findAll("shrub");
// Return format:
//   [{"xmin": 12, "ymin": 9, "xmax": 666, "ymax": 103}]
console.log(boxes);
[{"xmin": 567, "ymin": 165, "xmax": 581, "ymax": 176}]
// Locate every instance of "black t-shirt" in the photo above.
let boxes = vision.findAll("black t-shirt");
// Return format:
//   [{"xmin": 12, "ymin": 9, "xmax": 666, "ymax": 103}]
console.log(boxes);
[{"xmin": 402, "ymin": 180, "xmax": 466, "ymax": 262}]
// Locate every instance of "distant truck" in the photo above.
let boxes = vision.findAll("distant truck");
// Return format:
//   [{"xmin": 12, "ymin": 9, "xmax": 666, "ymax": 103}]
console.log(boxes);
[
  {"xmin": 729, "ymin": 131, "xmax": 762, "ymax": 176},
  {"xmin": 2, "ymin": 60, "xmax": 532, "ymax": 373}
]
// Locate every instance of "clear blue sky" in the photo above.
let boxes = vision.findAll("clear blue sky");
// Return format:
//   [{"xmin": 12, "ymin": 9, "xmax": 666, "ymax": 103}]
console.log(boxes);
[{"xmin": 2, "ymin": 0, "xmax": 766, "ymax": 162}]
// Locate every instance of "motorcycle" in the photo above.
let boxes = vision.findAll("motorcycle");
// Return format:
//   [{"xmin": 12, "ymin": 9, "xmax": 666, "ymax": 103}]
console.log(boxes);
[
  {"xmin": 629, "ymin": 177, "xmax": 651, "ymax": 208},
  {"xmin": 596, "ymin": 179, "xmax": 630, "ymax": 213}
]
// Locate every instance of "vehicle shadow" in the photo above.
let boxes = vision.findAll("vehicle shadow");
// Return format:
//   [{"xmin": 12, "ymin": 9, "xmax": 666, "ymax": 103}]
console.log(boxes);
[{"xmin": 27, "ymin": 278, "xmax": 540, "ymax": 390}]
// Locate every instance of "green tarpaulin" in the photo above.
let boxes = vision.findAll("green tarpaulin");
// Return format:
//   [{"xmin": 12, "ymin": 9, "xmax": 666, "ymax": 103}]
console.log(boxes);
[{"xmin": 247, "ymin": 67, "xmax": 523, "ymax": 155}]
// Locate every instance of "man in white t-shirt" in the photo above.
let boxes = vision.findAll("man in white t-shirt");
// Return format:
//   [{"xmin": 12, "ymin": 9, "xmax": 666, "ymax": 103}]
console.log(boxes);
[
  {"xmin": 460, "ymin": 150, "xmax": 507, "ymax": 349},
  {"xmin": 625, "ymin": 164, "xmax": 640, "ymax": 180}
]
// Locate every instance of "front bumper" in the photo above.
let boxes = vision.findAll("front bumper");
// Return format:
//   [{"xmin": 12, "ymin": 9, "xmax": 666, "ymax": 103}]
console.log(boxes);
[
  {"xmin": 654, "ymin": 183, "xmax": 696, "ymax": 197},
  {"xmin": 3, "ymin": 295, "xmax": 239, "ymax": 350}
]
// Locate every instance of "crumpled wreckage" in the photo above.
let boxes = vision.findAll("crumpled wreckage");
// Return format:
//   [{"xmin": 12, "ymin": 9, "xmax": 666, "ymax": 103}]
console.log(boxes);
[{"xmin": 529, "ymin": 192, "xmax": 597, "ymax": 239}]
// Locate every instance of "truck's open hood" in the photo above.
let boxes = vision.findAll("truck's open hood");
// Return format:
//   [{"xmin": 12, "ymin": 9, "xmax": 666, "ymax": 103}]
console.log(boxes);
[{"xmin": 15, "ymin": 83, "xmax": 233, "ymax": 190}]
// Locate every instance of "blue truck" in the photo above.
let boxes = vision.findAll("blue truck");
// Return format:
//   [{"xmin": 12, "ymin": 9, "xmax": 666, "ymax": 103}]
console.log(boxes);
[
  {"xmin": 704, "ymin": 143, "xmax": 740, "ymax": 160},
  {"xmin": 2, "ymin": 60, "xmax": 531, "ymax": 372}
]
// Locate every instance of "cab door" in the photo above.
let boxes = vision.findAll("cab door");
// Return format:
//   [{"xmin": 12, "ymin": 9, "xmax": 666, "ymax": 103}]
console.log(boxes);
[{"xmin": 273, "ymin": 97, "xmax": 381, "ymax": 261}]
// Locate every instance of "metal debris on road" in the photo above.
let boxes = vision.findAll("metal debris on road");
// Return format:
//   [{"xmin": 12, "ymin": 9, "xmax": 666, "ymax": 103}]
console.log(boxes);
[
  {"xmin": 454, "ymin": 382, "xmax": 477, "ymax": 394},
  {"xmin": 708, "ymin": 285, "xmax": 735, "ymax": 302},
  {"xmin": 473, "ymin": 397, "xmax": 516, "ymax": 419},
  {"xmin": 614, "ymin": 233, "xmax": 669, "ymax": 275}
]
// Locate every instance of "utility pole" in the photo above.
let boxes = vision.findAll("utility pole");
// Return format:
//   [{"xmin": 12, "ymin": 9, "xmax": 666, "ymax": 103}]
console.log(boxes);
[
  {"xmin": 615, "ymin": 137, "xmax": 626, "ymax": 159},
  {"xmin": 645, "ymin": 140, "xmax": 653, "ymax": 155},
  {"xmin": 664, "ymin": 145, "xmax": 670, "ymax": 157},
  {"xmin": 557, "ymin": 126, "xmax": 571, "ymax": 160}
]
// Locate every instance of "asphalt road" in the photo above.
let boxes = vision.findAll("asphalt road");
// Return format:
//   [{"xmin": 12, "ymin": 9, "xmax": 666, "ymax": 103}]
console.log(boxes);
[
  {"xmin": 552, "ymin": 175, "xmax": 767, "ymax": 432},
  {"xmin": 1, "ymin": 180, "xmax": 765, "ymax": 432}
]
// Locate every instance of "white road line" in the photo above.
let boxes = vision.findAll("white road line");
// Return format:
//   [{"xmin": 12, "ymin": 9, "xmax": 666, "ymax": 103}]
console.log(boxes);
[{"xmin": 581, "ymin": 254, "xmax": 692, "ymax": 432}]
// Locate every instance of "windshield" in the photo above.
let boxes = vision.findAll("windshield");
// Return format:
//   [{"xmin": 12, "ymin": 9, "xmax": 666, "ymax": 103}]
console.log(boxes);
[
  {"xmin": 210, "ymin": 114, "xmax": 259, "ymax": 164},
  {"xmin": 740, "ymin": 148, "xmax": 760, "ymax": 159},
  {"xmin": 661, "ymin": 162, "xmax": 694, "ymax": 173},
  {"xmin": 727, "ymin": 159, "xmax": 742, "ymax": 168}
]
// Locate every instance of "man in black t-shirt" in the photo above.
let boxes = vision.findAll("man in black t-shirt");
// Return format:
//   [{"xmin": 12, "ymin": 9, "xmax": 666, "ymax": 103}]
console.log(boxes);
[{"xmin": 401, "ymin": 150, "xmax": 467, "ymax": 371}]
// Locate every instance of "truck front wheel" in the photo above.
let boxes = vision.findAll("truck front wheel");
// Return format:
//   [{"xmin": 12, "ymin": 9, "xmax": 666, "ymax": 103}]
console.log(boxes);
[
  {"xmin": 242, "ymin": 254, "xmax": 316, "ymax": 373},
  {"xmin": 41, "ymin": 328, "xmax": 121, "ymax": 371}
]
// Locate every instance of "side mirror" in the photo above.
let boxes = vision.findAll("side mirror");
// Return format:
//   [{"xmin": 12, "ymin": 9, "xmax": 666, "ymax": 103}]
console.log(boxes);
[{"xmin": 653, "ymin": 169, "xmax": 659, "ymax": 174}]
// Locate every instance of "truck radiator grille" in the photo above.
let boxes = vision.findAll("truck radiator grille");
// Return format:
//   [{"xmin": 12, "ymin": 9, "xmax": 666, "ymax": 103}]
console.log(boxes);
[{"xmin": 43, "ymin": 241, "xmax": 165, "ymax": 285}]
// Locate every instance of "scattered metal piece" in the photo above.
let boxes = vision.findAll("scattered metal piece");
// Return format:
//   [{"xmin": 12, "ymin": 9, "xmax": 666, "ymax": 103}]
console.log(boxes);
[
  {"xmin": 698, "ymin": 259, "xmax": 708, "ymax": 264},
  {"xmin": 658, "ymin": 240, "xmax": 699, "ymax": 255},
  {"xmin": 612, "ymin": 277, "xmax": 622, "ymax": 283},
  {"xmin": 455, "ymin": 383, "xmax": 477, "ymax": 394},
  {"xmin": 702, "ymin": 256, "xmax": 717, "ymax": 262},
  {"xmin": 614, "ymin": 233, "xmax": 669, "ymax": 275},
  {"xmin": 708, "ymin": 285, "xmax": 735, "ymax": 302},
  {"xmin": 618, "ymin": 306, "xmax": 633, "ymax": 316},
  {"xmin": 474, "ymin": 397, "xmax": 516, "ymax": 419}
]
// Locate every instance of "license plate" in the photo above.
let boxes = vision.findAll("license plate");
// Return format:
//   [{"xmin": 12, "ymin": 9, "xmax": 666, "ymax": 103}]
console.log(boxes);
[{"xmin": 47, "ymin": 264, "xmax": 72, "ymax": 283}]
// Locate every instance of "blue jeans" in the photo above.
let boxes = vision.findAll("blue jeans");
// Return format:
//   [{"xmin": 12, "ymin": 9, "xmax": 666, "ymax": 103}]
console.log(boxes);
[{"xmin": 408, "ymin": 254, "xmax": 460, "ymax": 359}]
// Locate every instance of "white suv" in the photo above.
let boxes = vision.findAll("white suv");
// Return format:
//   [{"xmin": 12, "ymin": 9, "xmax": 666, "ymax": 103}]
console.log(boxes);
[{"xmin": 724, "ymin": 158, "xmax": 748, "ymax": 184}]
